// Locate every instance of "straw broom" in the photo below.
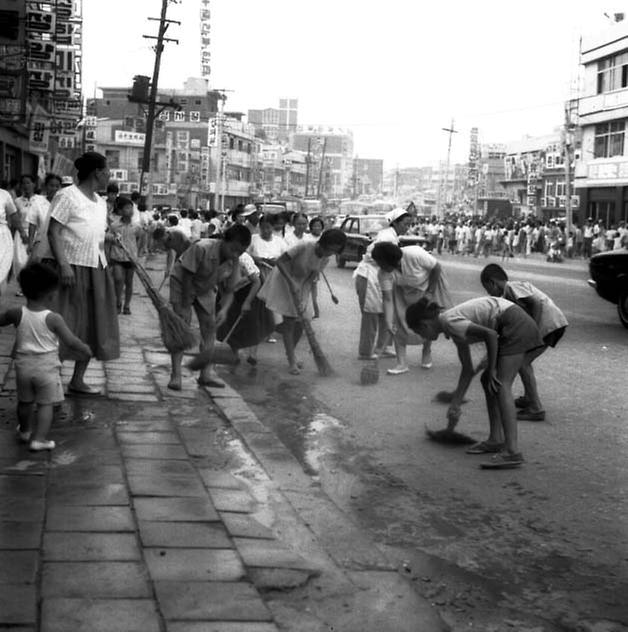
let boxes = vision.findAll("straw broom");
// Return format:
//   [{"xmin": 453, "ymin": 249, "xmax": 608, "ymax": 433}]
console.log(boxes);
[
  {"xmin": 277, "ymin": 266, "xmax": 333, "ymax": 377},
  {"xmin": 113, "ymin": 237, "xmax": 196, "ymax": 354}
]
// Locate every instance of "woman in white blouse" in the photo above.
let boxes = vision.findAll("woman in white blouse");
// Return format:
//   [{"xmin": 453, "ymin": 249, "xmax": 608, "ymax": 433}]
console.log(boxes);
[
  {"xmin": 48, "ymin": 152, "xmax": 120, "ymax": 394},
  {"xmin": 0, "ymin": 187, "xmax": 25, "ymax": 293}
]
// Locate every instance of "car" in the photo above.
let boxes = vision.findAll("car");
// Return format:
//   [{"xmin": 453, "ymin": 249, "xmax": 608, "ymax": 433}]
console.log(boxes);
[
  {"xmin": 588, "ymin": 249, "xmax": 628, "ymax": 328},
  {"xmin": 336, "ymin": 214, "xmax": 429, "ymax": 268}
]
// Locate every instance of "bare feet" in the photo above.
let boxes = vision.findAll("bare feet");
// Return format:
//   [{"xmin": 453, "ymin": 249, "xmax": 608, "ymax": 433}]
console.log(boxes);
[{"xmin": 167, "ymin": 376, "xmax": 182, "ymax": 391}]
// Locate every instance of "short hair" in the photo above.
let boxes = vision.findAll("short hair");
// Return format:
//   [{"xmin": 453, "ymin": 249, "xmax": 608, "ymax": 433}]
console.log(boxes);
[
  {"xmin": 167, "ymin": 215, "xmax": 179, "ymax": 226},
  {"xmin": 106, "ymin": 182, "xmax": 119, "ymax": 194},
  {"xmin": 19, "ymin": 263, "xmax": 59, "ymax": 300},
  {"xmin": 116, "ymin": 196, "xmax": 133, "ymax": 212},
  {"xmin": 224, "ymin": 223, "xmax": 252, "ymax": 248},
  {"xmin": 179, "ymin": 209, "xmax": 188, "ymax": 218},
  {"xmin": 152, "ymin": 225, "xmax": 166, "ymax": 241},
  {"xmin": 405, "ymin": 297, "xmax": 443, "ymax": 330},
  {"xmin": 292, "ymin": 212, "xmax": 308, "ymax": 225},
  {"xmin": 371, "ymin": 242, "xmax": 402, "ymax": 268},
  {"xmin": 309, "ymin": 216, "xmax": 324, "ymax": 231},
  {"xmin": 480, "ymin": 263, "xmax": 508, "ymax": 285},
  {"xmin": 75, "ymin": 152, "xmax": 107, "ymax": 183},
  {"xmin": 318, "ymin": 228, "xmax": 347, "ymax": 251},
  {"xmin": 44, "ymin": 173, "xmax": 61, "ymax": 186},
  {"xmin": 130, "ymin": 191, "xmax": 140, "ymax": 202},
  {"xmin": 20, "ymin": 173, "xmax": 35, "ymax": 184}
]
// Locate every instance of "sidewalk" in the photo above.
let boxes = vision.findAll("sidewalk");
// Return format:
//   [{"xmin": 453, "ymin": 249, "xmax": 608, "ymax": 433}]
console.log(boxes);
[{"xmin": 0, "ymin": 268, "xmax": 447, "ymax": 632}]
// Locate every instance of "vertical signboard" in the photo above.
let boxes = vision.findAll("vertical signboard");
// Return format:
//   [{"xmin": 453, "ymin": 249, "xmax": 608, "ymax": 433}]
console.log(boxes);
[{"xmin": 200, "ymin": 0, "xmax": 210, "ymax": 78}]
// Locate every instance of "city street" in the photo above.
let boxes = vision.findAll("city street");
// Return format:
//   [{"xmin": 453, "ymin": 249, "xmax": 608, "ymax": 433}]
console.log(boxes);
[{"xmin": 224, "ymin": 253, "xmax": 628, "ymax": 631}]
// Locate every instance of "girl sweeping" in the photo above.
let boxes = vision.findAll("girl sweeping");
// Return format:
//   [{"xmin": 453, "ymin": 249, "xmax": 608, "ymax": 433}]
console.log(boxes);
[
  {"xmin": 405, "ymin": 296, "xmax": 542, "ymax": 469},
  {"xmin": 258, "ymin": 228, "xmax": 347, "ymax": 375}
]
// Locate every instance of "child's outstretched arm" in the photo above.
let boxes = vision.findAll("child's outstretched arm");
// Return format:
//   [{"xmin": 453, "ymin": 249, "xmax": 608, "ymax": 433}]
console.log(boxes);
[
  {"xmin": 467, "ymin": 323, "xmax": 500, "ymax": 393},
  {"xmin": 446, "ymin": 341, "xmax": 475, "ymax": 428},
  {"xmin": 45, "ymin": 313, "xmax": 91, "ymax": 360},
  {"xmin": 0, "ymin": 308, "xmax": 21, "ymax": 328}
]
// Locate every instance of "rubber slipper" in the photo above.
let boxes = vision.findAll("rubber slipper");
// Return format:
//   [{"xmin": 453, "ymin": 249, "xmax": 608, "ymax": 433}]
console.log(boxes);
[
  {"xmin": 68, "ymin": 384, "xmax": 102, "ymax": 396},
  {"xmin": 387, "ymin": 367, "xmax": 409, "ymax": 375},
  {"xmin": 197, "ymin": 377, "xmax": 225, "ymax": 388},
  {"xmin": 466, "ymin": 441, "xmax": 505, "ymax": 454},
  {"xmin": 480, "ymin": 452, "xmax": 524, "ymax": 469},
  {"xmin": 516, "ymin": 409, "xmax": 545, "ymax": 421},
  {"xmin": 514, "ymin": 396, "xmax": 530, "ymax": 409}
]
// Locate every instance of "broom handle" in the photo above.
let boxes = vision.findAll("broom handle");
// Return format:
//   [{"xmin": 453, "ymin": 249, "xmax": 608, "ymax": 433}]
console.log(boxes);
[{"xmin": 221, "ymin": 314, "xmax": 243, "ymax": 345}]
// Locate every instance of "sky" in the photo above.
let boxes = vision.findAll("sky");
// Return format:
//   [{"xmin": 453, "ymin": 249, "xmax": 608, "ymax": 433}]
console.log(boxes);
[{"xmin": 82, "ymin": 0, "xmax": 622, "ymax": 169}]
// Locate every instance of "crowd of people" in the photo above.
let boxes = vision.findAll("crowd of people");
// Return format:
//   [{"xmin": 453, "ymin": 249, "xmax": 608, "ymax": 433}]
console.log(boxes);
[{"xmin": 405, "ymin": 215, "xmax": 628, "ymax": 262}]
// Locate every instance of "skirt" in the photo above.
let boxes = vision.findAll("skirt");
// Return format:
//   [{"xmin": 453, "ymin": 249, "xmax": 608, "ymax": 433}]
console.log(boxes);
[
  {"xmin": 217, "ymin": 283, "xmax": 275, "ymax": 349},
  {"xmin": 56, "ymin": 264, "xmax": 120, "ymax": 361},
  {"xmin": 496, "ymin": 305, "xmax": 543, "ymax": 356},
  {"xmin": 0, "ymin": 224, "xmax": 12, "ymax": 286}
]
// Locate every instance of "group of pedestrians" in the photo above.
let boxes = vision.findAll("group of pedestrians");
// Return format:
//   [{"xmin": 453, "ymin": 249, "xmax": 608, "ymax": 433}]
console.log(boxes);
[{"xmin": 353, "ymin": 207, "xmax": 568, "ymax": 470}]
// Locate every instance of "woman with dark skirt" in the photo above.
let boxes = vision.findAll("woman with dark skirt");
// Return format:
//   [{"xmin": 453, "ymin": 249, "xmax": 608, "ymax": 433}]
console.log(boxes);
[
  {"xmin": 48, "ymin": 152, "xmax": 120, "ymax": 394},
  {"xmin": 216, "ymin": 251, "xmax": 275, "ymax": 366}
]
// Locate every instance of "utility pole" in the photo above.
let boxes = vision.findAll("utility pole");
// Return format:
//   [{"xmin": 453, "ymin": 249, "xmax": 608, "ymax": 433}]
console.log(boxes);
[
  {"xmin": 316, "ymin": 137, "xmax": 327, "ymax": 199},
  {"xmin": 304, "ymin": 136, "xmax": 312, "ymax": 197},
  {"xmin": 139, "ymin": 0, "xmax": 179, "ymax": 211},
  {"xmin": 441, "ymin": 119, "xmax": 458, "ymax": 217},
  {"xmin": 563, "ymin": 99, "xmax": 578, "ymax": 235}
]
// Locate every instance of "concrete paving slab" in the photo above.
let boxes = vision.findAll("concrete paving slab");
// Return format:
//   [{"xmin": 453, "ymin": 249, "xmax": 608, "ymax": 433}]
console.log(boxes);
[
  {"xmin": 248, "ymin": 568, "xmax": 316, "ymax": 590},
  {"xmin": 234, "ymin": 538, "xmax": 321, "ymax": 572},
  {"xmin": 121, "ymin": 443, "xmax": 188, "ymax": 459},
  {"xmin": 46, "ymin": 506, "xmax": 135, "ymax": 532},
  {"xmin": 104, "ymin": 383, "xmax": 156, "ymax": 394},
  {"xmin": 166, "ymin": 624, "xmax": 279, "ymax": 632},
  {"xmin": 120, "ymin": 407, "xmax": 170, "ymax": 419},
  {"xmin": 208, "ymin": 488, "xmax": 257, "ymax": 513},
  {"xmin": 0, "ymin": 584, "xmax": 36, "ymax": 625},
  {"xmin": 41, "ymin": 598, "xmax": 160, "ymax": 632},
  {"xmin": 134, "ymin": 497, "xmax": 219, "ymax": 522},
  {"xmin": 127, "ymin": 474, "xmax": 207, "ymax": 497},
  {"xmin": 0, "ymin": 520, "xmax": 42, "ymax": 549},
  {"xmin": 219, "ymin": 513, "xmax": 275, "ymax": 540},
  {"xmin": 48, "ymin": 464, "xmax": 124, "ymax": 485},
  {"xmin": 145, "ymin": 548, "xmax": 245, "ymax": 581},
  {"xmin": 0, "ymin": 496, "xmax": 45, "ymax": 522},
  {"xmin": 43, "ymin": 532, "xmax": 140, "ymax": 561},
  {"xmin": 154, "ymin": 581, "xmax": 272, "ymax": 621},
  {"xmin": 47, "ymin": 483, "xmax": 129, "ymax": 506},
  {"xmin": 115, "ymin": 419, "xmax": 174, "ymax": 432},
  {"xmin": 109, "ymin": 392, "xmax": 159, "ymax": 402},
  {"xmin": 124, "ymin": 458, "xmax": 197, "ymax": 477},
  {"xmin": 138, "ymin": 521, "xmax": 231, "ymax": 548},
  {"xmin": 42, "ymin": 561, "xmax": 151, "ymax": 598},
  {"xmin": 0, "ymin": 474, "xmax": 46, "ymax": 496},
  {"xmin": 0, "ymin": 550, "xmax": 38, "ymax": 583},
  {"xmin": 117, "ymin": 431, "xmax": 181, "ymax": 445},
  {"xmin": 198, "ymin": 469, "xmax": 244, "ymax": 490}
]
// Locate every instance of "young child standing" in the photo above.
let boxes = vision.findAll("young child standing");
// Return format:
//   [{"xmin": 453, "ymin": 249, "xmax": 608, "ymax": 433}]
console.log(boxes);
[
  {"xmin": 107, "ymin": 196, "xmax": 142, "ymax": 315},
  {"xmin": 0, "ymin": 263, "xmax": 91, "ymax": 450},
  {"xmin": 480, "ymin": 264, "xmax": 568, "ymax": 421},
  {"xmin": 406, "ymin": 295, "xmax": 542, "ymax": 469}
]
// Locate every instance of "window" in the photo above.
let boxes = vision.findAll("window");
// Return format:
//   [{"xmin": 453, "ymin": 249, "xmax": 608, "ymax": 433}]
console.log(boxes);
[
  {"xmin": 594, "ymin": 121, "xmax": 625, "ymax": 158},
  {"xmin": 189, "ymin": 111, "xmax": 200, "ymax": 122},
  {"xmin": 597, "ymin": 52, "xmax": 628, "ymax": 93},
  {"xmin": 174, "ymin": 111, "xmax": 185, "ymax": 121},
  {"xmin": 555, "ymin": 182, "xmax": 566, "ymax": 197}
]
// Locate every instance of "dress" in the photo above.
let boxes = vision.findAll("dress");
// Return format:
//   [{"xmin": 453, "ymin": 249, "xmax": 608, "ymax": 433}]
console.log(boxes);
[
  {"xmin": 0, "ymin": 189, "xmax": 17, "ymax": 286},
  {"xmin": 258, "ymin": 241, "xmax": 328, "ymax": 319},
  {"xmin": 50, "ymin": 185, "xmax": 119, "ymax": 361}
]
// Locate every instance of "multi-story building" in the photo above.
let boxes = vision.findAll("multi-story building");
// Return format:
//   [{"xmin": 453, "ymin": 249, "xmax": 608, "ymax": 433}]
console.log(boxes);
[
  {"xmin": 500, "ymin": 131, "xmax": 577, "ymax": 219},
  {"xmin": 574, "ymin": 18, "xmax": 628, "ymax": 225},
  {"xmin": 0, "ymin": 0, "xmax": 83, "ymax": 181},
  {"xmin": 291, "ymin": 127, "xmax": 353, "ymax": 199},
  {"xmin": 92, "ymin": 78, "xmax": 259, "ymax": 209},
  {"xmin": 248, "ymin": 98, "xmax": 298, "ymax": 143},
  {"xmin": 351, "ymin": 158, "xmax": 383, "ymax": 197},
  {"xmin": 258, "ymin": 145, "xmax": 307, "ymax": 199}
]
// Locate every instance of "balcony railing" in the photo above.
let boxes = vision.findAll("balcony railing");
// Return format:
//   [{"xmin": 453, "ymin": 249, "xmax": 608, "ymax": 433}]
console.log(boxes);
[{"xmin": 578, "ymin": 89, "xmax": 628, "ymax": 119}]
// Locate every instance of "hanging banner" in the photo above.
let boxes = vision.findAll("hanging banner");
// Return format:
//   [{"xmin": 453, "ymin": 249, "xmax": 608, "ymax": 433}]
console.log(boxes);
[{"xmin": 200, "ymin": 0, "xmax": 211, "ymax": 78}]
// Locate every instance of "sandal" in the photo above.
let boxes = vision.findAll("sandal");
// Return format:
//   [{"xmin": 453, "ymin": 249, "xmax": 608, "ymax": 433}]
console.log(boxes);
[
  {"xmin": 387, "ymin": 366, "xmax": 409, "ymax": 375},
  {"xmin": 480, "ymin": 451, "xmax": 524, "ymax": 469},
  {"xmin": 466, "ymin": 441, "xmax": 505, "ymax": 454},
  {"xmin": 288, "ymin": 366, "xmax": 301, "ymax": 375}
]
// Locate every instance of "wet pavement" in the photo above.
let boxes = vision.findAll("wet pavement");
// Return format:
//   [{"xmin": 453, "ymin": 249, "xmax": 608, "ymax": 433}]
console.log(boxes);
[{"xmin": 0, "ymin": 264, "xmax": 448, "ymax": 632}]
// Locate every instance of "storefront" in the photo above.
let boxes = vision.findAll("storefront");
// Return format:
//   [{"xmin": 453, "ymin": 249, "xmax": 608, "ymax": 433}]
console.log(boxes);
[{"xmin": 577, "ymin": 186, "xmax": 628, "ymax": 225}]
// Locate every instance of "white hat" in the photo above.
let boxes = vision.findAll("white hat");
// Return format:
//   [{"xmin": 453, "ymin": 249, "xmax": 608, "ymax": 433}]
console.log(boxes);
[
  {"xmin": 242, "ymin": 203, "xmax": 257, "ymax": 216},
  {"xmin": 386, "ymin": 207, "xmax": 409, "ymax": 224}
]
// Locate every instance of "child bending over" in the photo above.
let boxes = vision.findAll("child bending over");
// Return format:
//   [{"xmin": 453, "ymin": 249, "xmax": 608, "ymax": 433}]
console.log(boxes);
[
  {"xmin": 406, "ymin": 295, "xmax": 542, "ymax": 469},
  {"xmin": 480, "ymin": 264, "xmax": 567, "ymax": 421},
  {"xmin": 0, "ymin": 263, "xmax": 91, "ymax": 450}
]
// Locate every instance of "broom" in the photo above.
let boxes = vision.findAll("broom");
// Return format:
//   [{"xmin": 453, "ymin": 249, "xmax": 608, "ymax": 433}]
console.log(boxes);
[
  {"xmin": 113, "ymin": 236, "xmax": 196, "ymax": 354},
  {"xmin": 277, "ymin": 265, "xmax": 333, "ymax": 377},
  {"xmin": 185, "ymin": 314, "xmax": 241, "ymax": 370}
]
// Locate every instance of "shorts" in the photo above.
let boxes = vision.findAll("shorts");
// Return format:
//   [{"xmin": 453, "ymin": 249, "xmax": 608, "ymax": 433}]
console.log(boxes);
[
  {"xmin": 496, "ymin": 305, "xmax": 543, "ymax": 356},
  {"xmin": 15, "ymin": 353, "xmax": 64, "ymax": 405},
  {"xmin": 169, "ymin": 277, "xmax": 216, "ymax": 337},
  {"xmin": 111, "ymin": 260, "xmax": 133, "ymax": 270}
]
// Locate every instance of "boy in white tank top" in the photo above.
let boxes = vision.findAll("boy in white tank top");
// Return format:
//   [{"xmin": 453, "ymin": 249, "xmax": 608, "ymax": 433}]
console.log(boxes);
[{"xmin": 0, "ymin": 263, "xmax": 91, "ymax": 450}]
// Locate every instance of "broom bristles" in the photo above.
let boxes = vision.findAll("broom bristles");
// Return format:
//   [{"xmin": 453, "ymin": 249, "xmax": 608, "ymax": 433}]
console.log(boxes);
[{"xmin": 158, "ymin": 305, "xmax": 196, "ymax": 353}]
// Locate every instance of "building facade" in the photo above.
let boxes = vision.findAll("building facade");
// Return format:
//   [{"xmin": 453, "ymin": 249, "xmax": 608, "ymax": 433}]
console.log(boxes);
[
  {"xmin": 575, "ymin": 19, "xmax": 628, "ymax": 226},
  {"xmin": 352, "ymin": 158, "xmax": 383, "ymax": 197}
]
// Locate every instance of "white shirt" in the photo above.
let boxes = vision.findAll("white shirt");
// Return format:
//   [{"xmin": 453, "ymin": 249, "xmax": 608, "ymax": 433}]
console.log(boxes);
[
  {"xmin": 50, "ymin": 185, "xmax": 108, "ymax": 268},
  {"xmin": 0, "ymin": 188, "xmax": 17, "ymax": 226},
  {"xmin": 178, "ymin": 217, "xmax": 192, "ymax": 238},
  {"xmin": 440, "ymin": 297, "xmax": 513, "ymax": 342},
  {"xmin": 378, "ymin": 245, "xmax": 437, "ymax": 293},
  {"xmin": 248, "ymin": 233, "xmax": 287, "ymax": 260}
]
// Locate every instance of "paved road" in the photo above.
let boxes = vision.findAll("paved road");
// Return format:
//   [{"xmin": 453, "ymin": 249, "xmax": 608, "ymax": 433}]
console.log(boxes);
[{"xmin": 225, "ymin": 252, "xmax": 628, "ymax": 632}]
